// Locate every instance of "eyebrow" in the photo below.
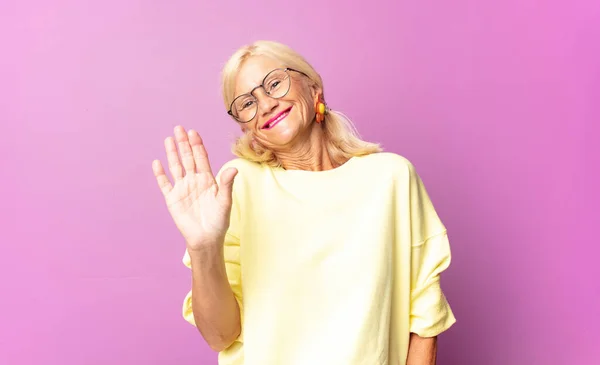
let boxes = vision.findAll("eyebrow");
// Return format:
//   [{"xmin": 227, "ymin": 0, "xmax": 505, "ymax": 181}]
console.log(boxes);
[{"xmin": 233, "ymin": 66, "xmax": 288, "ymax": 99}]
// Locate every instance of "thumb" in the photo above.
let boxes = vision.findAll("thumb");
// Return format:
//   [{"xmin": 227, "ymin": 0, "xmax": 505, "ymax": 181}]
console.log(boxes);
[{"xmin": 216, "ymin": 167, "xmax": 238, "ymax": 204}]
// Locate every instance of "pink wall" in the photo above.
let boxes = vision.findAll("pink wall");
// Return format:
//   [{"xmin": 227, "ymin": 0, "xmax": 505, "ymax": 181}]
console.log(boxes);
[{"xmin": 1, "ymin": 1, "xmax": 598, "ymax": 364}]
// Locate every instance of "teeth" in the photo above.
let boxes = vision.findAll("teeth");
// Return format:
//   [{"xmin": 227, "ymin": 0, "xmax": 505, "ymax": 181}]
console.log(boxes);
[{"xmin": 265, "ymin": 110, "xmax": 288, "ymax": 129}]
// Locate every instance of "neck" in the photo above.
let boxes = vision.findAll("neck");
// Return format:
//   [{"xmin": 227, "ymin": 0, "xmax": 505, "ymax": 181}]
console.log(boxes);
[{"xmin": 274, "ymin": 123, "xmax": 335, "ymax": 171}]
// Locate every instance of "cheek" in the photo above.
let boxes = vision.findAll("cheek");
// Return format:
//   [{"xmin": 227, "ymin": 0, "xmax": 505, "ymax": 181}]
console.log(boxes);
[{"xmin": 288, "ymin": 90, "xmax": 314, "ymax": 117}]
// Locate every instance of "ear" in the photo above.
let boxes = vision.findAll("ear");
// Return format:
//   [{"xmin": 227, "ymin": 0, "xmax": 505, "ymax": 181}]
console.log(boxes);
[
  {"xmin": 309, "ymin": 82, "xmax": 323, "ymax": 102},
  {"xmin": 313, "ymin": 91, "xmax": 324, "ymax": 108}
]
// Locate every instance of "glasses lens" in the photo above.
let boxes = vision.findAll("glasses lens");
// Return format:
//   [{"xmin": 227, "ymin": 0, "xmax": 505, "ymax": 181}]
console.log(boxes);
[
  {"xmin": 264, "ymin": 69, "xmax": 290, "ymax": 98},
  {"xmin": 232, "ymin": 94, "xmax": 257, "ymax": 122}
]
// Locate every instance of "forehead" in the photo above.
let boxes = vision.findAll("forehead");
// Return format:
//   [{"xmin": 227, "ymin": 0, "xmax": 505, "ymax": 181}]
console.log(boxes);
[{"xmin": 234, "ymin": 55, "xmax": 284, "ymax": 96}]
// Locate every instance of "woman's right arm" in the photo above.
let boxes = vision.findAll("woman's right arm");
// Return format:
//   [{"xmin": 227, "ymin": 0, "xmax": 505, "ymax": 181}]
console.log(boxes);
[
  {"xmin": 188, "ymin": 244, "xmax": 241, "ymax": 351},
  {"xmin": 152, "ymin": 125, "xmax": 241, "ymax": 351}
]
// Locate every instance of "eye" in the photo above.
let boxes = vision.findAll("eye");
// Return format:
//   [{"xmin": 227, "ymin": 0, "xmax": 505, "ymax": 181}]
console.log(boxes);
[
  {"xmin": 241, "ymin": 100, "xmax": 255, "ymax": 110},
  {"xmin": 266, "ymin": 76, "xmax": 285, "ymax": 93},
  {"xmin": 269, "ymin": 80, "xmax": 281, "ymax": 91},
  {"xmin": 234, "ymin": 95, "xmax": 255, "ymax": 111}
]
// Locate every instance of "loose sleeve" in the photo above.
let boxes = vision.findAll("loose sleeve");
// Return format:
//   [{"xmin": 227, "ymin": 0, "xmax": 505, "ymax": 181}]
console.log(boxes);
[
  {"xmin": 409, "ymin": 231, "xmax": 456, "ymax": 337},
  {"xmin": 406, "ymin": 161, "xmax": 456, "ymax": 337},
  {"xmin": 181, "ymin": 163, "xmax": 244, "ymax": 343}
]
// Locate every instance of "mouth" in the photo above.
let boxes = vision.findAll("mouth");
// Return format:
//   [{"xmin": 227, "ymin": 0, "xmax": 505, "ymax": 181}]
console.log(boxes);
[{"xmin": 262, "ymin": 107, "xmax": 292, "ymax": 130}]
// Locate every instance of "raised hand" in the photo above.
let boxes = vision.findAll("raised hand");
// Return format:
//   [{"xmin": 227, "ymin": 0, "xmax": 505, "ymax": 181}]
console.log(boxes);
[{"xmin": 152, "ymin": 126, "xmax": 238, "ymax": 251}]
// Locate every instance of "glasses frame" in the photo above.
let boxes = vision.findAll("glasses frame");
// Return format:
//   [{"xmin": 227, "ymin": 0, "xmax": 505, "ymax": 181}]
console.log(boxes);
[{"xmin": 227, "ymin": 67, "xmax": 309, "ymax": 123}]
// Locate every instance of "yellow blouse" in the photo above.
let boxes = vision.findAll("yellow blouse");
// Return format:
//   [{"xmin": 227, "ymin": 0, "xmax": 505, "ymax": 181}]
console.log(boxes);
[{"xmin": 182, "ymin": 152, "xmax": 456, "ymax": 365}]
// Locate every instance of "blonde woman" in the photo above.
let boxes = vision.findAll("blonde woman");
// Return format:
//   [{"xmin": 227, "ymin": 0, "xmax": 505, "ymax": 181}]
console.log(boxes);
[{"xmin": 152, "ymin": 40, "xmax": 456, "ymax": 365}]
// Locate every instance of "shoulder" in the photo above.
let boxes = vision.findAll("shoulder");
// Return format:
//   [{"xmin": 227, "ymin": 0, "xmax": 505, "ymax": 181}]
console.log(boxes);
[
  {"xmin": 359, "ymin": 151, "xmax": 412, "ymax": 166},
  {"xmin": 216, "ymin": 158, "xmax": 270, "ymax": 195},
  {"xmin": 357, "ymin": 152, "xmax": 419, "ymax": 178},
  {"xmin": 216, "ymin": 157, "xmax": 265, "ymax": 177}
]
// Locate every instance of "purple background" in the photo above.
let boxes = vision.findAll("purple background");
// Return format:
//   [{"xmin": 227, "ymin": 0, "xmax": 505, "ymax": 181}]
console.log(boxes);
[{"xmin": 1, "ymin": 1, "xmax": 598, "ymax": 364}]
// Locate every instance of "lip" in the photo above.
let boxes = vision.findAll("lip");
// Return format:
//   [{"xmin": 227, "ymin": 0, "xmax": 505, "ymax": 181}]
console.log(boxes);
[{"xmin": 262, "ymin": 107, "xmax": 292, "ymax": 129}]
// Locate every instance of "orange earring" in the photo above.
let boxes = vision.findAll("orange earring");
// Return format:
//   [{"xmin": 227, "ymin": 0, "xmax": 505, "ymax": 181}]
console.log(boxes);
[{"xmin": 315, "ymin": 98, "xmax": 327, "ymax": 123}]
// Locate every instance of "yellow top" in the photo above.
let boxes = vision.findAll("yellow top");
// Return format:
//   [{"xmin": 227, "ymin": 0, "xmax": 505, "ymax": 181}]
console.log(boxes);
[{"xmin": 182, "ymin": 152, "xmax": 456, "ymax": 365}]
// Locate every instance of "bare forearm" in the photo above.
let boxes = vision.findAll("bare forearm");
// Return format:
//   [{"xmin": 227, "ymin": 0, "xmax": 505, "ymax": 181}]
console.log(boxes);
[
  {"xmin": 189, "ymin": 244, "xmax": 241, "ymax": 352},
  {"xmin": 406, "ymin": 333, "xmax": 437, "ymax": 365}
]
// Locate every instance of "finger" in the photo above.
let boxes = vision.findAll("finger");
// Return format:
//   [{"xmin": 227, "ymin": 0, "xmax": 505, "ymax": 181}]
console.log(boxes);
[
  {"xmin": 152, "ymin": 159, "xmax": 173, "ymax": 196},
  {"xmin": 216, "ymin": 167, "xmax": 238, "ymax": 205},
  {"xmin": 188, "ymin": 129, "xmax": 214, "ymax": 176},
  {"xmin": 164, "ymin": 136, "xmax": 183, "ymax": 181},
  {"xmin": 174, "ymin": 126, "xmax": 196, "ymax": 175}
]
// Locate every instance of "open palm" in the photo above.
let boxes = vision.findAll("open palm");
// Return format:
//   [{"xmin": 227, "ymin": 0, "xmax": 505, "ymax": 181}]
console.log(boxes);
[{"xmin": 152, "ymin": 126, "xmax": 238, "ymax": 250}]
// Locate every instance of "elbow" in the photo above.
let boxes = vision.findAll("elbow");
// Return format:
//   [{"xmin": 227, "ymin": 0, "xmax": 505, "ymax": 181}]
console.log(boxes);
[
  {"xmin": 204, "ymin": 326, "xmax": 241, "ymax": 352},
  {"xmin": 208, "ymin": 340, "xmax": 229, "ymax": 353}
]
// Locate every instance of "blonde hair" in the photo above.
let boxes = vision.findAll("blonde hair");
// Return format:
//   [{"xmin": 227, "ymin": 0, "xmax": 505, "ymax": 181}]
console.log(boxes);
[{"xmin": 220, "ymin": 40, "xmax": 382, "ymax": 168}]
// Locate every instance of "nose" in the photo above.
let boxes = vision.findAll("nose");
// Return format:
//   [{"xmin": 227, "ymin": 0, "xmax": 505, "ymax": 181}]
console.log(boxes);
[{"xmin": 255, "ymin": 88, "xmax": 279, "ymax": 117}]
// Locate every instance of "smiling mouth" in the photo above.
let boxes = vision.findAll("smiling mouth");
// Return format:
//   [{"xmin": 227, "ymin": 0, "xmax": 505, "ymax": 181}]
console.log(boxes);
[{"xmin": 262, "ymin": 107, "xmax": 292, "ymax": 129}]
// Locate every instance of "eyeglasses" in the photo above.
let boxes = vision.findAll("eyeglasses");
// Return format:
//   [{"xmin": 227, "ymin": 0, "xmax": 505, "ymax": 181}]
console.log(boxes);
[{"xmin": 227, "ymin": 68, "xmax": 308, "ymax": 123}]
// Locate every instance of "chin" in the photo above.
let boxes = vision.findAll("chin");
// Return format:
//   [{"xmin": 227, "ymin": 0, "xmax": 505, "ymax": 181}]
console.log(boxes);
[{"xmin": 261, "ymin": 128, "xmax": 300, "ymax": 149}]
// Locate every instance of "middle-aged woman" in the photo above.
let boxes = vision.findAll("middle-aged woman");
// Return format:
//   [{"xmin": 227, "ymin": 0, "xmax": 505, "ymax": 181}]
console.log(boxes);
[{"xmin": 152, "ymin": 40, "xmax": 456, "ymax": 365}]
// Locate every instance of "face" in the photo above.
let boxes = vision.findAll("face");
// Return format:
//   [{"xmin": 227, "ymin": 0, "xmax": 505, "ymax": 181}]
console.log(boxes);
[{"xmin": 232, "ymin": 55, "xmax": 321, "ymax": 150}]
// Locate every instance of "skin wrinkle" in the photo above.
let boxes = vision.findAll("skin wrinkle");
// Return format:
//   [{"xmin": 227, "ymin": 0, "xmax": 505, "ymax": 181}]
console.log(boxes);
[
  {"xmin": 227, "ymin": 52, "xmax": 440, "ymax": 364},
  {"xmin": 233, "ymin": 55, "xmax": 339, "ymax": 172}
]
